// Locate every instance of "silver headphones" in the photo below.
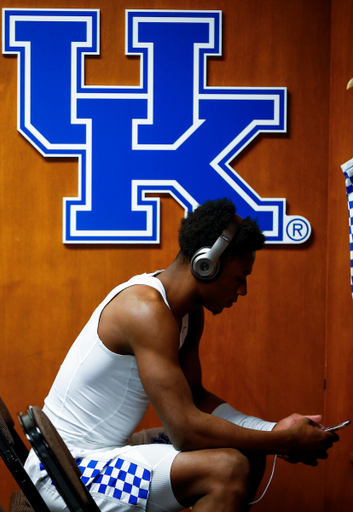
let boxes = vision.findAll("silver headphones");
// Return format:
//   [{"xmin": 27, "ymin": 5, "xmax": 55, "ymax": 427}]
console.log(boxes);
[{"xmin": 190, "ymin": 221, "xmax": 238, "ymax": 281}]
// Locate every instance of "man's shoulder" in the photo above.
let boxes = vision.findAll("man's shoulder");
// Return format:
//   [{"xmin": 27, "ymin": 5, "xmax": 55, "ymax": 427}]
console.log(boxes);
[
  {"xmin": 117, "ymin": 282, "xmax": 168, "ymax": 306},
  {"xmin": 99, "ymin": 282, "xmax": 178, "ymax": 355},
  {"xmin": 107, "ymin": 283, "xmax": 173, "ymax": 326}
]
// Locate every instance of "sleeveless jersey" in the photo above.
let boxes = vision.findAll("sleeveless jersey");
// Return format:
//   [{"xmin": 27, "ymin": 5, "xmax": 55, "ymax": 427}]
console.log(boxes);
[{"xmin": 43, "ymin": 272, "xmax": 189, "ymax": 453}]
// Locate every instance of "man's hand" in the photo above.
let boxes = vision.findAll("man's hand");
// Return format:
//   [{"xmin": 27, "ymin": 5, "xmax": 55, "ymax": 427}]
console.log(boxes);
[
  {"xmin": 273, "ymin": 413, "xmax": 323, "ymax": 431},
  {"xmin": 273, "ymin": 414, "xmax": 339, "ymax": 466}
]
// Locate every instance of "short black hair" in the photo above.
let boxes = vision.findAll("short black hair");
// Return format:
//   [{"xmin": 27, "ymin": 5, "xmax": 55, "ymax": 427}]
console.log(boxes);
[{"xmin": 178, "ymin": 198, "xmax": 265, "ymax": 262}]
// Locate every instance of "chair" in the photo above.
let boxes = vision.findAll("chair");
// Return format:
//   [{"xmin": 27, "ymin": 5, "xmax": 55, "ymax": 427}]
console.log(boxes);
[
  {"xmin": 9, "ymin": 491, "xmax": 34, "ymax": 512},
  {"xmin": 0, "ymin": 412, "xmax": 50, "ymax": 511},
  {"xmin": 0, "ymin": 490, "xmax": 35, "ymax": 512},
  {"xmin": 0, "ymin": 398, "xmax": 29, "ymax": 464},
  {"xmin": 18, "ymin": 406, "xmax": 100, "ymax": 512}
]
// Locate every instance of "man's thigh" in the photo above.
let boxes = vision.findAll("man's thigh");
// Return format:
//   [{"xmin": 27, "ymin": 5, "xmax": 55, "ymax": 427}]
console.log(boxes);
[{"xmin": 170, "ymin": 448, "xmax": 266, "ymax": 510}]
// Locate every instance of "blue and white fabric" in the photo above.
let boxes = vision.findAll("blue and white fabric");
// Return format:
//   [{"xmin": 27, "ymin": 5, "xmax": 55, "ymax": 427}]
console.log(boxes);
[
  {"xmin": 78, "ymin": 457, "xmax": 151, "ymax": 506},
  {"xmin": 40, "ymin": 456, "xmax": 151, "ymax": 508},
  {"xmin": 341, "ymin": 158, "xmax": 353, "ymax": 298},
  {"xmin": 32, "ymin": 439, "xmax": 182, "ymax": 512}
]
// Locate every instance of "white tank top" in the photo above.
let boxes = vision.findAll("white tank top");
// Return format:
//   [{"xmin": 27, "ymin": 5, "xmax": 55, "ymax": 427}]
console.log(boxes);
[{"xmin": 43, "ymin": 272, "xmax": 189, "ymax": 453}]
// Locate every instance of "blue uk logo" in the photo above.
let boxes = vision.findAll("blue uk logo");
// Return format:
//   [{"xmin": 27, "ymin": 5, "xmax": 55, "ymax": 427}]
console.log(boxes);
[{"xmin": 2, "ymin": 8, "xmax": 311, "ymax": 244}]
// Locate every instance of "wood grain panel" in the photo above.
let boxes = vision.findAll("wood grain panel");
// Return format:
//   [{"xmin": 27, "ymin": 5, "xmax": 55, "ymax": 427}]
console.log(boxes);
[
  {"xmin": 0, "ymin": 0, "xmax": 333, "ymax": 510},
  {"xmin": 325, "ymin": 0, "xmax": 353, "ymax": 510}
]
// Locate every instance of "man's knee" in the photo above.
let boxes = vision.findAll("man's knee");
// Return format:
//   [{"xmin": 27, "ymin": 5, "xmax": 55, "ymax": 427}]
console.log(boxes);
[
  {"xmin": 209, "ymin": 449, "xmax": 252, "ymax": 500},
  {"xmin": 171, "ymin": 448, "xmax": 258, "ymax": 509}
]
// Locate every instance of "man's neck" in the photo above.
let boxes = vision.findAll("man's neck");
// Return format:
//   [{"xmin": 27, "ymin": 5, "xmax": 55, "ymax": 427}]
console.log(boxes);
[{"xmin": 156, "ymin": 259, "xmax": 201, "ymax": 321}]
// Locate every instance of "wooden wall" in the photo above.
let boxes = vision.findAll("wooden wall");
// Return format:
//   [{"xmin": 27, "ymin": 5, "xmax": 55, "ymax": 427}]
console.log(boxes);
[
  {"xmin": 0, "ymin": 0, "xmax": 351, "ymax": 510},
  {"xmin": 325, "ymin": 0, "xmax": 353, "ymax": 509}
]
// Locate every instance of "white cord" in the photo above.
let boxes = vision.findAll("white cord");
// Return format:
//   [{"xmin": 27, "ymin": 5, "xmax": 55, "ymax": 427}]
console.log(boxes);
[{"xmin": 248, "ymin": 454, "xmax": 278, "ymax": 505}]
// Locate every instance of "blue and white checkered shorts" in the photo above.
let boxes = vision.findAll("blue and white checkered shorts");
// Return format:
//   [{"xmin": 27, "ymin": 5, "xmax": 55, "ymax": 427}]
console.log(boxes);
[
  {"xmin": 33, "ymin": 438, "xmax": 182, "ymax": 512},
  {"xmin": 78, "ymin": 457, "xmax": 151, "ymax": 506},
  {"xmin": 40, "ymin": 455, "xmax": 151, "ymax": 508}
]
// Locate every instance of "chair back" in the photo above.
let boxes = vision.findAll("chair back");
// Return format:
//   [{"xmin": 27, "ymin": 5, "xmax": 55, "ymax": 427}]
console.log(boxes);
[
  {"xmin": 0, "ymin": 414, "xmax": 50, "ymax": 512},
  {"xmin": 18, "ymin": 407, "xmax": 100, "ymax": 512},
  {"xmin": 9, "ymin": 491, "xmax": 34, "ymax": 512},
  {"xmin": 0, "ymin": 491, "xmax": 35, "ymax": 512},
  {"xmin": 0, "ymin": 398, "xmax": 29, "ymax": 464}
]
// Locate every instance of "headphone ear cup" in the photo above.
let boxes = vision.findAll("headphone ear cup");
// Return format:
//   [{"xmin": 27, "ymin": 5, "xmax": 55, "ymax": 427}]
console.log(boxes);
[
  {"xmin": 190, "ymin": 220, "xmax": 237, "ymax": 281},
  {"xmin": 191, "ymin": 247, "xmax": 220, "ymax": 280}
]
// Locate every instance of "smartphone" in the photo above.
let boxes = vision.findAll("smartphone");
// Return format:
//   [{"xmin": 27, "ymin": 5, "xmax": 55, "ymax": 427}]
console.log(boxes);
[{"xmin": 324, "ymin": 420, "xmax": 351, "ymax": 432}]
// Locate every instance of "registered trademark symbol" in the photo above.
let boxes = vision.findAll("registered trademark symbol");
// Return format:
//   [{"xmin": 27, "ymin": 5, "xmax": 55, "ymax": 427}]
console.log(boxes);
[{"xmin": 286, "ymin": 218, "xmax": 309, "ymax": 241}]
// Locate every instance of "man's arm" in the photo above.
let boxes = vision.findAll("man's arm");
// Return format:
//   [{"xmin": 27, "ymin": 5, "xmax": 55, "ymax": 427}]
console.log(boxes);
[
  {"xmin": 179, "ymin": 308, "xmax": 275, "ymax": 430},
  {"xmin": 177, "ymin": 307, "xmax": 336, "ymax": 464},
  {"xmin": 118, "ymin": 294, "xmax": 337, "ymax": 463},
  {"xmin": 178, "ymin": 306, "xmax": 225, "ymax": 414},
  {"xmin": 99, "ymin": 286, "xmax": 337, "ymax": 463}
]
